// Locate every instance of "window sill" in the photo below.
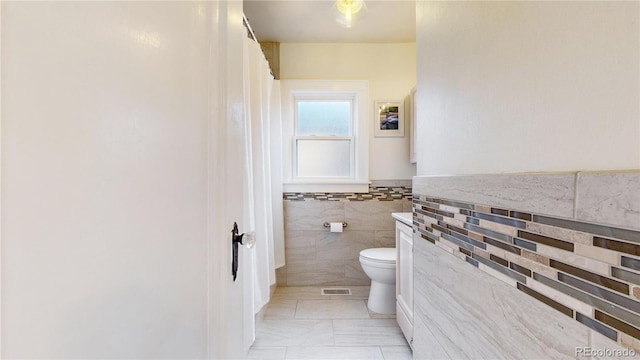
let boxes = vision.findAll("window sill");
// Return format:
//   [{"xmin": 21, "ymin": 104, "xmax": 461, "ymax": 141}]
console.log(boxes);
[{"xmin": 283, "ymin": 182, "xmax": 370, "ymax": 194}]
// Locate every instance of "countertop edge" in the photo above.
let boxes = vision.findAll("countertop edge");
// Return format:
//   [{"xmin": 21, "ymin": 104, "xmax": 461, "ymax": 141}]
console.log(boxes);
[{"xmin": 392, "ymin": 212, "xmax": 413, "ymax": 226}]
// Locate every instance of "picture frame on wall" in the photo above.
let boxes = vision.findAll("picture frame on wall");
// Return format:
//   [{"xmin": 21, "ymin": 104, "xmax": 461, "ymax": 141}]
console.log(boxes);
[{"xmin": 374, "ymin": 100, "xmax": 404, "ymax": 137}]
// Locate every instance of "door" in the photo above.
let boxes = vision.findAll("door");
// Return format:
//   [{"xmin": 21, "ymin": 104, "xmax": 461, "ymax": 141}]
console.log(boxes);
[
  {"xmin": 1, "ymin": 1, "xmax": 251, "ymax": 358},
  {"xmin": 210, "ymin": 1, "xmax": 255, "ymax": 359}
]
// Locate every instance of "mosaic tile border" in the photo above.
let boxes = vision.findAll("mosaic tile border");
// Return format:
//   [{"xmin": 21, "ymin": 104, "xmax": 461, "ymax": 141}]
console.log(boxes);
[
  {"xmin": 413, "ymin": 194, "xmax": 640, "ymax": 352},
  {"xmin": 284, "ymin": 186, "xmax": 412, "ymax": 202}
]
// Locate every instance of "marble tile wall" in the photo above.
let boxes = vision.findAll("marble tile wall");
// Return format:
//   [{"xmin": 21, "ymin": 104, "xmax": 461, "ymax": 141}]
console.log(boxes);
[
  {"xmin": 279, "ymin": 184, "xmax": 412, "ymax": 286},
  {"xmin": 413, "ymin": 171, "xmax": 640, "ymax": 359}
]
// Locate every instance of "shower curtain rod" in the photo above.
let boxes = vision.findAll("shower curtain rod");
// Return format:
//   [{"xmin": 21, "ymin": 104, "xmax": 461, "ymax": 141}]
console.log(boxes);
[{"xmin": 243, "ymin": 15, "xmax": 258, "ymax": 42}]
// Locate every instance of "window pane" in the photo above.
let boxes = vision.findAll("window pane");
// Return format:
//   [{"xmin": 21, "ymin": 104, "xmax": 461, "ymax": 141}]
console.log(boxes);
[
  {"xmin": 297, "ymin": 101, "xmax": 350, "ymax": 136},
  {"xmin": 296, "ymin": 139, "xmax": 351, "ymax": 177}
]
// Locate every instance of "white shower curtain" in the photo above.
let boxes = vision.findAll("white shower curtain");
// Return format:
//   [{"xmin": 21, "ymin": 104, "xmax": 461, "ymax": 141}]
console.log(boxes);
[{"xmin": 242, "ymin": 29, "xmax": 285, "ymax": 315}]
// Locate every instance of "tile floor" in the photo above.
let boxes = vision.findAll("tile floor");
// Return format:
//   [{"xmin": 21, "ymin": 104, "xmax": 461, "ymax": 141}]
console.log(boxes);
[{"xmin": 248, "ymin": 286, "xmax": 412, "ymax": 360}]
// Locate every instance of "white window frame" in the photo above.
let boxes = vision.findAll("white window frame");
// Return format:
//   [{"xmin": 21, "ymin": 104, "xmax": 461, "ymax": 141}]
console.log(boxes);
[{"xmin": 282, "ymin": 80, "xmax": 369, "ymax": 193}]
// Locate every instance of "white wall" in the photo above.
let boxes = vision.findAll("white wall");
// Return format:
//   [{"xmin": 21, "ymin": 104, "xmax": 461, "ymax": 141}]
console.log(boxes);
[
  {"xmin": 1, "ymin": 2, "xmax": 244, "ymax": 358},
  {"xmin": 416, "ymin": 1, "xmax": 640, "ymax": 176},
  {"xmin": 280, "ymin": 43, "xmax": 417, "ymax": 180}
]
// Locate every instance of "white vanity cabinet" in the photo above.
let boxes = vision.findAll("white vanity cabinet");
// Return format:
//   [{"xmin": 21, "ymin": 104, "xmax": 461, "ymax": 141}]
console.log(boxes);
[{"xmin": 392, "ymin": 212, "xmax": 413, "ymax": 348}]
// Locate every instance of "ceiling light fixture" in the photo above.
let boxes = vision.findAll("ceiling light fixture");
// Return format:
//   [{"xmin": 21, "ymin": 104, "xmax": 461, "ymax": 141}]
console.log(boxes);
[{"xmin": 334, "ymin": 0, "xmax": 366, "ymax": 28}]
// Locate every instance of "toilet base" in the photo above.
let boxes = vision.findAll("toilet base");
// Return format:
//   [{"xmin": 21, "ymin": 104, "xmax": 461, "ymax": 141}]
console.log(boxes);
[{"xmin": 367, "ymin": 281, "xmax": 396, "ymax": 314}]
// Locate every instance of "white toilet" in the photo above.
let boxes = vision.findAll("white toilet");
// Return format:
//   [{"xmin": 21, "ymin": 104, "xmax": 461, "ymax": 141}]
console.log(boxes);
[{"xmin": 359, "ymin": 248, "xmax": 396, "ymax": 314}]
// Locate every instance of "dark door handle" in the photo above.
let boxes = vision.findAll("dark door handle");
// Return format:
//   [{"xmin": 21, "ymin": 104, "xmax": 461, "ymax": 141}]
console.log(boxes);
[
  {"xmin": 231, "ymin": 222, "xmax": 256, "ymax": 281},
  {"xmin": 231, "ymin": 222, "xmax": 244, "ymax": 281}
]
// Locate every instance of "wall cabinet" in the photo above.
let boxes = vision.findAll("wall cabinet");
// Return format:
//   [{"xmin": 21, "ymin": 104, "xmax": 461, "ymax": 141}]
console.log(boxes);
[
  {"xmin": 409, "ymin": 86, "xmax": 416, "ymax": 164},
  {"xmin": 396, "ymin": 218, "xmax": 413, "ymax": 347}
]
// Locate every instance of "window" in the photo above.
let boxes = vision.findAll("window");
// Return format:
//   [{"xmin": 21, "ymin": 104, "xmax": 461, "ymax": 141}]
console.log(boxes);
[
  {"xmin": 282, "ymin": 81, "xmax": 369, "ymax": 193},
  {"xmin": 295, "ymin": 100, "xmax": 353, "ymax": 178}
]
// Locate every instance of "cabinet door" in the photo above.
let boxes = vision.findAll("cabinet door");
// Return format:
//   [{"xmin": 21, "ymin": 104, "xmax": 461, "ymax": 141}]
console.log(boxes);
[
  {"xmin": 396, "ymin": 222, "xmax": 413, "ymax": 318},
  {"xmin": 396, "ymin": 221, "xmax": 413, "ymax": 346}
]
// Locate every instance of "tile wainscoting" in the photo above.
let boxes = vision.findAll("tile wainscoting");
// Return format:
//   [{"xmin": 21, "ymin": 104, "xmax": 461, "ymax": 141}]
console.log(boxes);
[
  {"xmin": 283, "ymin": 184, "xmax": 413, "ymax": 202},
  {"xmin": 278, "ymin": 183, "xmax": 412, "ymax": 286},
  {"xmin": 412, "ymin": 171, "xmax": 640, "ymax": 358}
]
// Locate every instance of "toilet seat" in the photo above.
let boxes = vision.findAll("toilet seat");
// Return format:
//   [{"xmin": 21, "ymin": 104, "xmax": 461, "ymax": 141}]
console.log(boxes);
[{"xmin": 359, "ymin": 248, "xmax": 396, "ymax": 264}]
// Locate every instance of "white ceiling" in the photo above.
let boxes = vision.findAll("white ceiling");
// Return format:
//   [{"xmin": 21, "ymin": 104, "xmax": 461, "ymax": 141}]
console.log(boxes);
[{"xmin": 243, "ymin": 1, "xmax": 416, "ymax": 43}]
